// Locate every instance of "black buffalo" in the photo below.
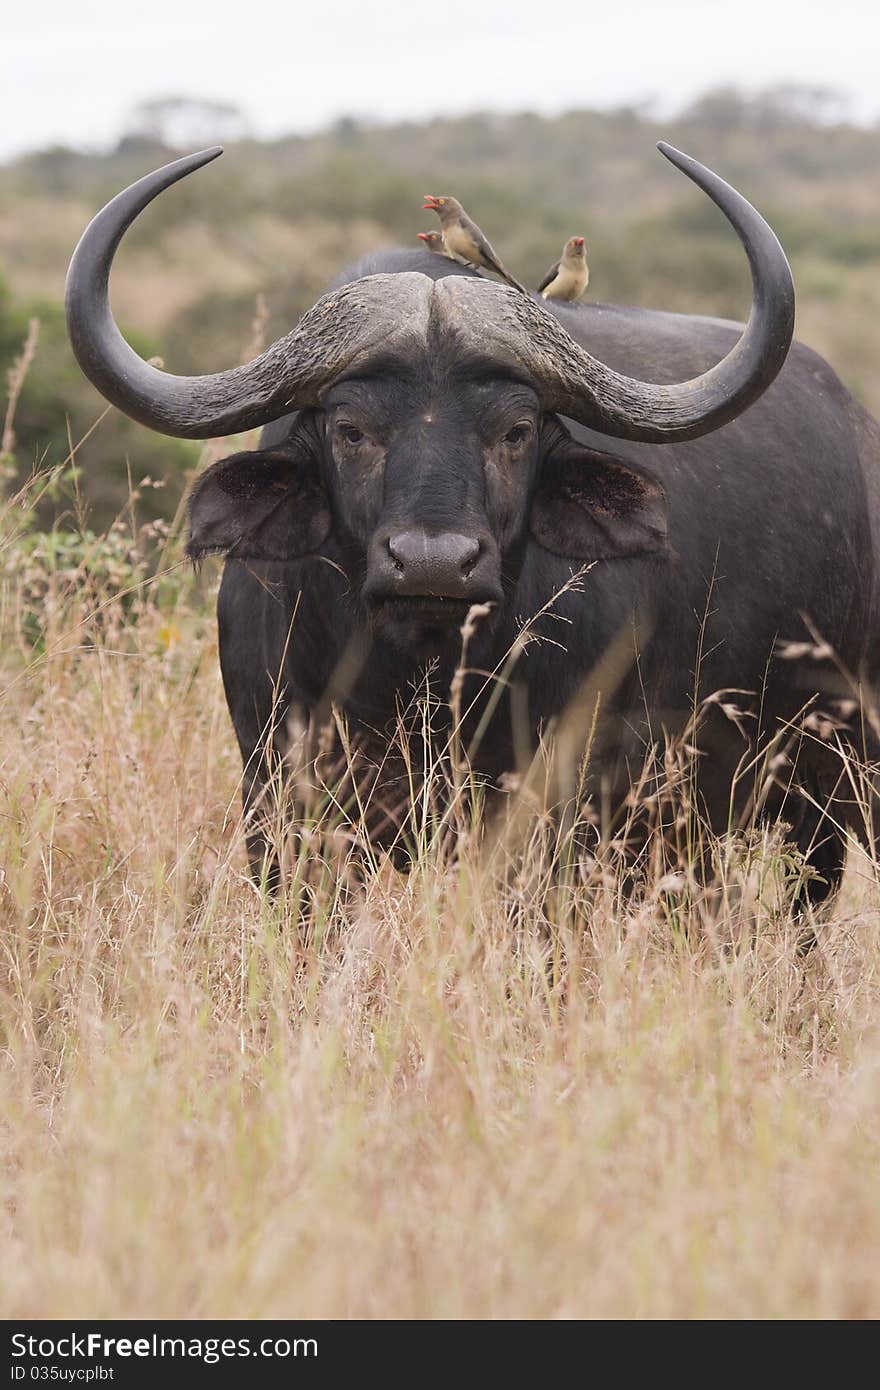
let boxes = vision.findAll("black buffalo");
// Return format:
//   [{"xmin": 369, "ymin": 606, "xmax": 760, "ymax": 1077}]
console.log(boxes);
[{"xmin": 65, "ymin": 144, "xmax": 880, "ymax": 906}]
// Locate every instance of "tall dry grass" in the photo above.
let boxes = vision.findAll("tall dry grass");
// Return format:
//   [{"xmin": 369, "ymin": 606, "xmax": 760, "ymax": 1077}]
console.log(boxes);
[{"xmin": 2, "ymin": 398, "xmax": 880, "ymax": 1320}]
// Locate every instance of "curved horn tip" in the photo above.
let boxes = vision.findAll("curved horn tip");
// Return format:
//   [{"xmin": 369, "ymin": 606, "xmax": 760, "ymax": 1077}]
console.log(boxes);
[
  {"xmin": 150, "ymin": 147, "xmax": 225, "ymax": 184},
  {"xmin": 176, "ymin": 145, "xmax": 224, "ymax": 172},
  {"xmin": 655, "ymin": 141, "xmax": 699, "ymax": 176}
]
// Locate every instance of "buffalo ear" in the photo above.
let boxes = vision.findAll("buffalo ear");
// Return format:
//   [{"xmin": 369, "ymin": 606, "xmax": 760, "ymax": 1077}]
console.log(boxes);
[
  {"xmin": 530, "ymin": 426, "xmax": 667, "ymax": 561},
  {"xmin": 187, "ymin": 445, "xmax": 331, "ymax": 561}
]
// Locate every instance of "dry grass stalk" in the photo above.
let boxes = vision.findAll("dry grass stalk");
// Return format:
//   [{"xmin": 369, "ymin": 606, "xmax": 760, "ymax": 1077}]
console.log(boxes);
[{"xmin": 1, "ymin": 316, "xmax": 39, "ymax": 458}]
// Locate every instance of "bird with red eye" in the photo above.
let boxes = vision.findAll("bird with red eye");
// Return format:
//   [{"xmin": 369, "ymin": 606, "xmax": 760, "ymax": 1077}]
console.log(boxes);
[{"xmin": 422, "ymin": 194, "xmax": 526, "ymax": 294}]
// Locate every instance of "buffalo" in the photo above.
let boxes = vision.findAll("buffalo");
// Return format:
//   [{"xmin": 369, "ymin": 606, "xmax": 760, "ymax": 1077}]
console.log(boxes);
[{"xmin": 65, "ymin": 144, "xmax": 880, "ymax": 908}]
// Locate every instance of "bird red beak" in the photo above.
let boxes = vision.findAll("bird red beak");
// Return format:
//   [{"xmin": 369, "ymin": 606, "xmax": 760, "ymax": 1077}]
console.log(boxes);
[
  {"xmin": 423, "ymin": 196, "xmax": 439, "ymax": 210},
  {"xmin": 417, "ymin": 233, "xmax": 430, "ymax": 242},
  {"xmin": 575, "ymin": 237, "xmax": 585, "ymax": 247}
]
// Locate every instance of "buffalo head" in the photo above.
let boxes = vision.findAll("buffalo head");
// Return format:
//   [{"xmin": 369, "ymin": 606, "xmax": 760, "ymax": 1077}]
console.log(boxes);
[{"xmin": 65, "ymin": 144, "xmax": 794, "ymax": 649}]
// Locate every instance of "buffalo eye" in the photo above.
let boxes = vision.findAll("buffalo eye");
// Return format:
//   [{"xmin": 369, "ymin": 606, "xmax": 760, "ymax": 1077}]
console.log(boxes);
[
  {"xmin": 337, "ymin": 423, "xmax": 365, "ymax": 445},
  {"xmin": 503, "ymin": 423, "xmax": 532, "ymax": 447}
]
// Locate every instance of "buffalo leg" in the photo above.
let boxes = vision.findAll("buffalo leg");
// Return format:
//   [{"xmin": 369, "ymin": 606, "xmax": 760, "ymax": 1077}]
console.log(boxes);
[{"xmin": 788, "ymin": 775, "xmax": 848, "ymax": 951}]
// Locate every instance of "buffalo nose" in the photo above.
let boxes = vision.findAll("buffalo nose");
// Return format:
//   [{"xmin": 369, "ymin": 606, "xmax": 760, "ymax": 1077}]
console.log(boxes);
[
  {"xmin": 387, "ymin": 530, "xmax": 482, "ymax": 594},
  {"xmin": 389, "ymin": 530, "xmax": 479, "ymax": 575}
]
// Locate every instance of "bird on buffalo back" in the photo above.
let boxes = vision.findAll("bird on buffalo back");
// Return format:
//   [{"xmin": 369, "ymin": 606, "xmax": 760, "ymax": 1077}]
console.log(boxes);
[
  {"xmin": 422, "ymin": 194, "xmax": 526, "ymax": 293},
  {"xmin": 417, "ymin": 230, "xmax": 451, "ymax": 258},
  {"xmin": 538, "ymin": 236, "xmax": 589, "ymax": 301}
]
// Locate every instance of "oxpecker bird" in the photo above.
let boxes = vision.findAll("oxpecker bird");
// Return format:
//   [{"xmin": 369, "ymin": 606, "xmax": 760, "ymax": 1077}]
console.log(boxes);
[
  {"xmin": 538, "ymin": 236, "xmax": 589, "ymax": 301},
  {"xmin": 422, "ymin": 195, "xmax": 526, "ymax": 293},
  {"xmin": 417, "ymin": 230, "xmax": 450, "ymax": 257}
]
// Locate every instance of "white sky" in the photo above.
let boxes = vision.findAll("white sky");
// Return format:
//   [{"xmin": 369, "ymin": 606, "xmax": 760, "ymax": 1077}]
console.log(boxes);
[{"xmin": 3, "ymin": 0, "xmax": 879, "ymax": 158}]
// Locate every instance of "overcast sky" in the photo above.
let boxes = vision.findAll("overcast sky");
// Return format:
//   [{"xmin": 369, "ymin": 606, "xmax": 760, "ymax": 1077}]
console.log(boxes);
[{"xmin": 3, "ymin": 0, "xmax": 879, "ymax": 158}]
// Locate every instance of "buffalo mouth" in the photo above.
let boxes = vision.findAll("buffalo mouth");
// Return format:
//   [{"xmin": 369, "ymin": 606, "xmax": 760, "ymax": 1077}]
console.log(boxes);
[{"xmin": 367, "ymin": 592, "xmax": 499, "ymax": 641}]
